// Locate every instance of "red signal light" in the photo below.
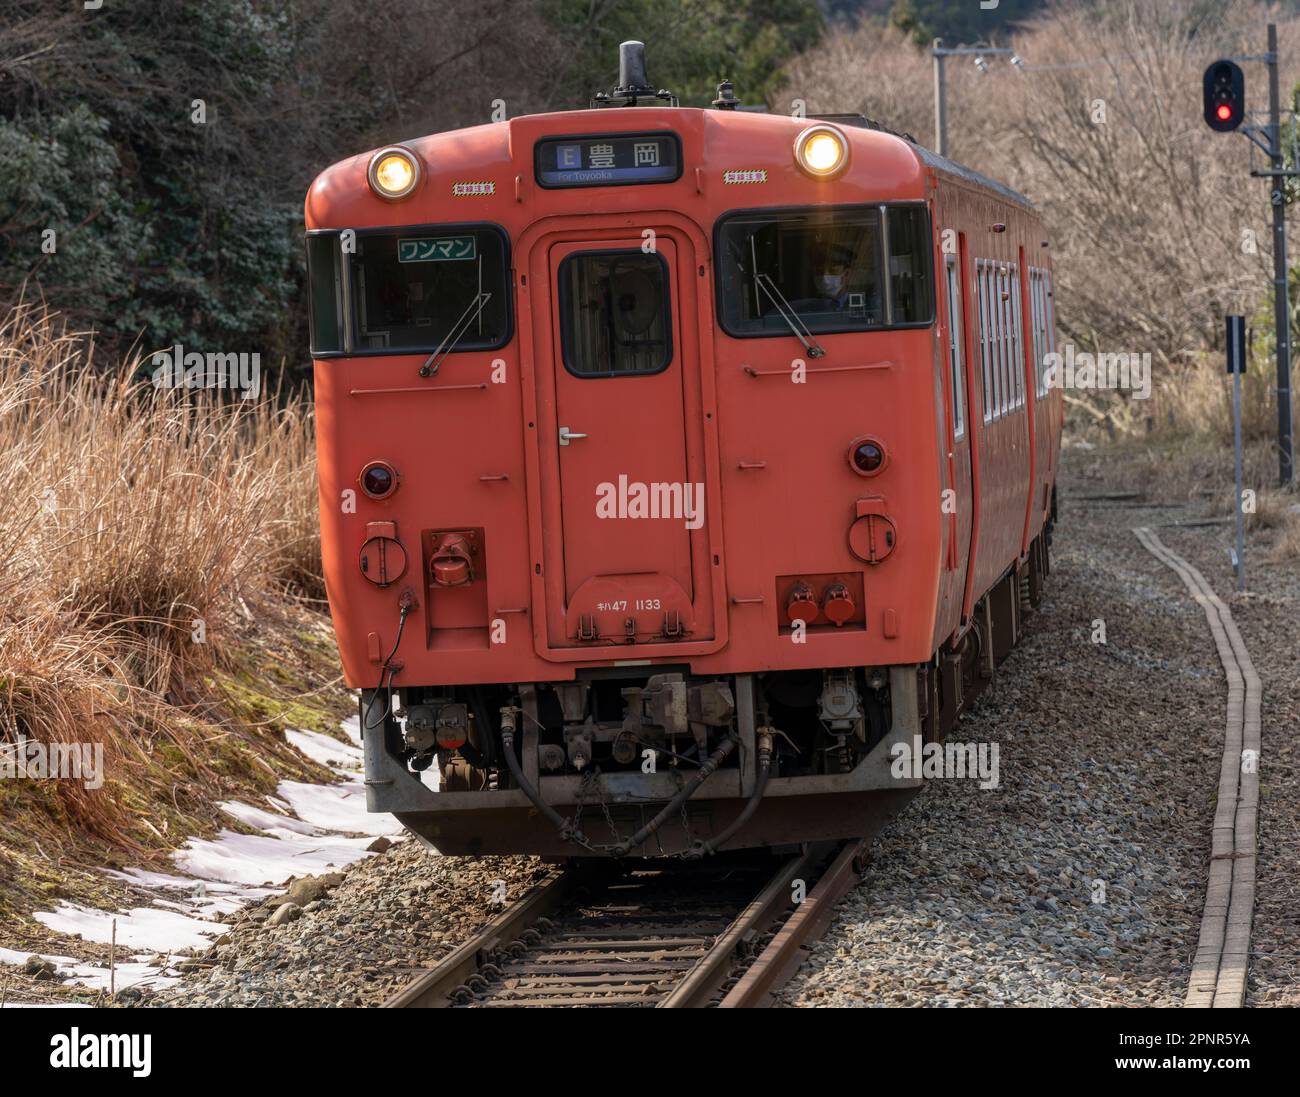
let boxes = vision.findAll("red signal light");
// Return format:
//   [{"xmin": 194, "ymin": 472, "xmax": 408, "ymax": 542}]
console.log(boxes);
[{"xmin": 1203, "ymin": 60, "xmax": 1244, "ymax": 132}]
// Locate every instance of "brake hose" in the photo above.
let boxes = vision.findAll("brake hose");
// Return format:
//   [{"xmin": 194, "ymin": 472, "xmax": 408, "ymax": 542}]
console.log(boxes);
[{"xmin": 681, "ymin": 729, "xmax": 774, "ymax": 859}]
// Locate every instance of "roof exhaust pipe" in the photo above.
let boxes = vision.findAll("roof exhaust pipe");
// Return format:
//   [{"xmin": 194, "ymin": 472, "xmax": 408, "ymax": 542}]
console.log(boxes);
[
  {"xmin": 617, "ymin": 40, "xmax": 651, "ymax": 96},
  {"xmin": 593, "ymin": 39, "xmax": 676, "ymax": 108}
]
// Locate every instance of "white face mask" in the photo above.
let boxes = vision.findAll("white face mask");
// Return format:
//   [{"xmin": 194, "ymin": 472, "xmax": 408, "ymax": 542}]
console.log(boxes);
[{"xmin": 816, "ymin": 274, "xmax": 844, "ymax": 296}]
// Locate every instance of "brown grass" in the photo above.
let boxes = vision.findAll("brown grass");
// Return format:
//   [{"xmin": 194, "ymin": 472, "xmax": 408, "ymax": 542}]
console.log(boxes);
[{"xmin": 0, "ymin": 304, "xmax": 343, "ymax": 917}]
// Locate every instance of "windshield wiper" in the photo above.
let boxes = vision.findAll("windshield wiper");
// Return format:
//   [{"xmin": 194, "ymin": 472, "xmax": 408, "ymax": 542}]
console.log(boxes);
[
  {"xmin": 419, "ymin": 292, "xmax": 492, "ymax": 377},
  {"xmin": 754, "ymin": 274, "xmax": 826, "ymax": 359}
]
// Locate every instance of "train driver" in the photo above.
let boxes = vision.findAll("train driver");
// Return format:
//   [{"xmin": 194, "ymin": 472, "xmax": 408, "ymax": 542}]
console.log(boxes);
[{"xmin": 793, "ymin": 243, "xmax": 878, "ymax": 322}]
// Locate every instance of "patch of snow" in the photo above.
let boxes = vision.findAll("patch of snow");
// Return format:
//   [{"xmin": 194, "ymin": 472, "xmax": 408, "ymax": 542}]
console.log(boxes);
[
  {"xmin": 287, "ymin": 727, "xmax": 362, "ymax": 770},
  {"xmin": 21, "ymin": 713, "xmax": 410, "ymax": 996},
  {"xmin": 172, "ymin": 829, "xmax": 375, "ymax": 888},
  {"xmin": 277, "ymin": 780, "xmax": 402, "ymax": 836},
  {"xmin": 219, "ymin": 799, "xmax": 321, "ymax": 836},
  {"xmin": 103, "ymin": 867, "xmax": 251, "ymax": 893},
  {"xmin": 32, "ymin": 904, "xmax": 219, "ymax": 953},
  {"xmin": 0, "ymin": 947, "xmax": 180, "ymax": 992}
]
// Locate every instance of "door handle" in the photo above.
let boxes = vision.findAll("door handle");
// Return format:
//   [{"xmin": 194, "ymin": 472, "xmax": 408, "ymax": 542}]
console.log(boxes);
[{"xmin": 558, "ymin": 426, "xmax": 588, "ymax": 446}]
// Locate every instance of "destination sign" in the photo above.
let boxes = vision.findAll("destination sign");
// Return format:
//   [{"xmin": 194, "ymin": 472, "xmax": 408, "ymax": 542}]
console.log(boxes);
[{"xmin": 535, "ymin": 133, "xmax": 681, "ymax": 188}]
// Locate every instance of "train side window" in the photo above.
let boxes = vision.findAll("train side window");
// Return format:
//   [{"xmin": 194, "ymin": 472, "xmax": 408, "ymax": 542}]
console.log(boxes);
[
  {"xmin": 982, "ymin": 263, "xmax": 993, "ymax": 421},
  {"xmin": 975, "ymin": 264, "xmax": 984, "ymax": 421},
  {"xmin": 1019, "ymin": 272, "xmax": 1028, "ymax": 405},
  {"xmin": 559, "ymin": 250, "xmax": 672, "ymax": 376},
  {"xmin": 1037, "ymin": 271, "xmax": 1049, "ymax": 395},
  {"xmin": 1003, "ymin": 267, "xmax": 1013, "ymax": 412},
  {"xmin": 1013, "ymin": 276, "xmax": 1024, "ymax": 408},
  {"xmin": 886, "ymin": 207, "xmax": 934, "ymax": 323},
  {"xmin": 1036, "ymin": 269, "xmax": 1050, "ymax": 396},
  {"xmin": 1029, "ymin": 270, "xmax": 1042, "ymax": 395},
  {"xmin": 994, "ymin": 267, "xmax": 1005, "ymax": 418},
  {"xmin": 1044, "ymin": 270, "xmax": 1056, "ymax": 388},
  {"xmin": 306, "ymin": 234, "xmax": 343, "ymax": 354},
  {"xmin": 1004, "ymin": 267, "xmax": 1015, "ymax": 410},
  {"xmin": 998, "ymin": 267, "xmax": 1008, "ymax": 418},
  {"xmin": 977, "ymin": 262, "xmax": 991, "ymax": 423},
  {"xmin": 1010, "ymin": 266, "xmax": 1023, "ymax": 408},
  {"xmin": 944, "ymin": 257, "xmax": 965, "ymax": 440},
  {"xmin": 993, "ymin": 267, "xmax": 1003, "ymax": 418}
]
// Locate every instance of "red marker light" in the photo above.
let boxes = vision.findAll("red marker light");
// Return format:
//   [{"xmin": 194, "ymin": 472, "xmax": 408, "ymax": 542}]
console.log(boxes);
[
  {"xmin": 1216, "ymin": 104, "xmax": 1233, "ymax": 121},
  {"xmin": 360, "ymin": 461, "xmax": 399, "ymax": 499},
  {"xmin": 848, "ymin": 436, "xmax": 887, "ymax": 476}
]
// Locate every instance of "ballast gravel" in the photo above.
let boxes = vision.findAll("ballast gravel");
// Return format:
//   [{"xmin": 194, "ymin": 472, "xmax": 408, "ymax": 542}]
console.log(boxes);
[
  {"xmin": 777, "ymin": 449, "xmax": 1293, "ymax": 1007},
  {"xmin": 148, "ymin": 847, "xmax": 548, "ymax": 1007}
]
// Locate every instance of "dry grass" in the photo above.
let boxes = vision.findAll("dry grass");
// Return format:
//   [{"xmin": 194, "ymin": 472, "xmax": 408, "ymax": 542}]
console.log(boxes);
[
  {"xmin": 0, "ymin": 304, "xmax": 343, "ymax": 921},
  {"xmin": 1146, "ymin": 352, "xmax": 1299, "ymax": 446}
]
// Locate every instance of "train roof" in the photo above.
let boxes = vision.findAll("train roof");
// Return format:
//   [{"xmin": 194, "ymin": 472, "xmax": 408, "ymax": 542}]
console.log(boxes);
[
  {"xmin": 307, "ymin": 104, "xmax": 1036, "ymax": 228},
  {"xmin": 911, "ymin": 142, "xmax": 1034, "ymax": 210}
]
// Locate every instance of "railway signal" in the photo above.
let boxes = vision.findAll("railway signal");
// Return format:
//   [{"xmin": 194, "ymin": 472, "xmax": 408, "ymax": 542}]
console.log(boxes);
[
  {"xmin": 1227, "ymin": 315, "xmax": 1247, "ymax": 591},
  {"xmin": 1205, "ymin": 27, "xmax": 1296, "ymax": 486},
  {"xmin": 1202, "ymin": 59, "xmax": 1245, "ymax": 131}
]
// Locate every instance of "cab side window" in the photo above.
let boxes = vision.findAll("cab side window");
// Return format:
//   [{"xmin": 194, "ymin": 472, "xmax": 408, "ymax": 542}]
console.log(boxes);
[{"xmin": 944, "ymin": 256, "xmax": 965, "ymax": 439}]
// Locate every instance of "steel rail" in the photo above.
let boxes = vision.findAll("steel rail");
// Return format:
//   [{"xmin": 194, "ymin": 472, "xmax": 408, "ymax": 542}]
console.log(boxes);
[
  {"xmin": 717, "ymin": 837, "xmax": 870, "ymax": 1007},
  {"xmin": 1133, "ymin": 527, "xmax": 1261, "ymax": 1008},
  {"xmin": 382, "ymin": 868, "xmax": 583, "ymax": 1008},
  {"xmin": 656, "ymin": 844, "xmax": 826, "ymax": 1007},
  {"xmin": 385, "ymin": 840, "xmax": 869, "ymax": 1009}
]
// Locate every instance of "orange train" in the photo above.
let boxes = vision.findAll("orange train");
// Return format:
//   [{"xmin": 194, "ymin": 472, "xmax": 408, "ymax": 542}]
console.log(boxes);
[{"xmin": 304, "ymin": 43, "xmax": 1061, "ymax": 857}]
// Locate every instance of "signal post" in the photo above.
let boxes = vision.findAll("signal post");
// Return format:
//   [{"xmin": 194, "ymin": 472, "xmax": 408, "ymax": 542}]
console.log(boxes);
[{"xmin": 1205, "ymin": 24, "xmax": 1296, "ymax": 486}]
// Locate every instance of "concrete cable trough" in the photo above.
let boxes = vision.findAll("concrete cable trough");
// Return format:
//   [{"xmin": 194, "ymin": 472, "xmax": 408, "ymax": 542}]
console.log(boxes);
[{"xmin": 1133, "ymin": 527, "xmax": 1261, "ymax": 1008}]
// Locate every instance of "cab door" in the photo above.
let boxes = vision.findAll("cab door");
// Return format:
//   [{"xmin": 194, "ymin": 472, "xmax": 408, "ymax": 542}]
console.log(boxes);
[
  {"xmin": 930, "ymin": 231, "xmax": 975, "ymax": 636},
  {"xmin": 528, "ymin": 230, "xmax": 718, "ymax": 651}
]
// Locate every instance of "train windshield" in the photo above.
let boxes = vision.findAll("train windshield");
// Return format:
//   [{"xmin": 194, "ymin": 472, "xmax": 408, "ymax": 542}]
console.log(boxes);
[
  {"xmin": 716, "ymin": 206, "xmax": 933, "ymax": 336},
  {"xmin": 306, "ymin": 226, "xmax": 510, "ymax": 355}
]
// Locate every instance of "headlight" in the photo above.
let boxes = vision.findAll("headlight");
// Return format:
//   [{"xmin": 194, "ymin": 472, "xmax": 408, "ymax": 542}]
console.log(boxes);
[
  {"xmin": 367, "ymin": 146, "xmax": 422, "ymax": 200},
  {"xmin": 794, "ymin": 124, "xmax": 849, "ymax": 179}
]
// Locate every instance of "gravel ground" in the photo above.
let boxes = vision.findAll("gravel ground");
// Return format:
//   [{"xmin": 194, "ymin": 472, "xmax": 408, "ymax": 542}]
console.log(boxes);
[
  {"xmin": 776, "ymin": 447, "xmax": 1296, "ymax": 1006},
  {"xmin": 146, "ymin": 845, "xmax": 548, "ymax": 1007}
]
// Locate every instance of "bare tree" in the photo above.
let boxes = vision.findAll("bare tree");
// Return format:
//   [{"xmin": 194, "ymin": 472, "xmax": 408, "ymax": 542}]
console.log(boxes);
[{"xmin": 778, "ymin": 0, "xmax": 1295, "ymax": 368}]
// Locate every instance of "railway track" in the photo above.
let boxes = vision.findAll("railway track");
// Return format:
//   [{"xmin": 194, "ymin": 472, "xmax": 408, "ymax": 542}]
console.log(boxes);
[
  {"xmin": 384, "ymin": 839, "xmax": 871, "ymax": 1008},
  {"xmin": 1133, "ymin": 527, "xmax": 1261, "ymax": 1008}
]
